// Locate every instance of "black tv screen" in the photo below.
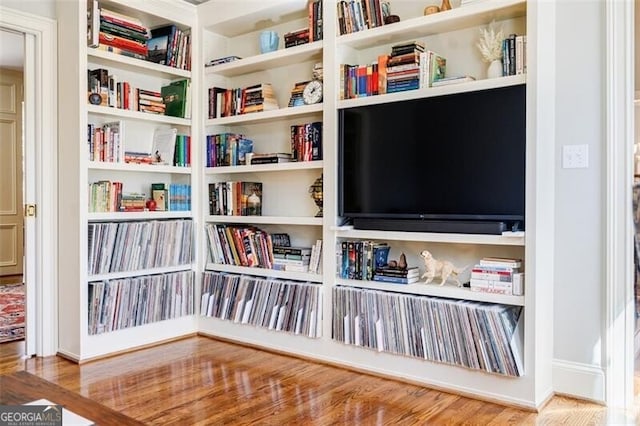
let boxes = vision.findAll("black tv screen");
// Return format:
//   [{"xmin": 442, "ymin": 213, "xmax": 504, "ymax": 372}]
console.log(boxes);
[{"xmin": 338, "ymin": 84, "xmax": 526, "ymax": 232}]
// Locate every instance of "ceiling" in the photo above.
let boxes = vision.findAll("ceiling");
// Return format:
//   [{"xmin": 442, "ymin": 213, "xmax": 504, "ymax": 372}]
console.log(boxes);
[{"xmin": 0, "ymin": 29, "xmax": 24, "ymax": 70}]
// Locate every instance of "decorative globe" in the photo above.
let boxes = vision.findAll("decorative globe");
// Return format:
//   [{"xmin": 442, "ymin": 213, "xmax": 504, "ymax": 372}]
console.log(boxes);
[{"xmin": 309, "ymin": 174, "xmax": 323, "ymax": 218}]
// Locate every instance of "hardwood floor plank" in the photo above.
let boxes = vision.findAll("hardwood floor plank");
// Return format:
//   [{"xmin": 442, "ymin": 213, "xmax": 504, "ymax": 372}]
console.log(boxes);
[{"xmin": 0, "ymin": 336, "xmax": 634, "ymax": 424}]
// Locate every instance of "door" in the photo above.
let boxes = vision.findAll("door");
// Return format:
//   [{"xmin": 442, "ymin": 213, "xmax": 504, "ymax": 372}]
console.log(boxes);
[{"xmin": 0, "ymin": 68, "xmax": 23, "ymax": 278}]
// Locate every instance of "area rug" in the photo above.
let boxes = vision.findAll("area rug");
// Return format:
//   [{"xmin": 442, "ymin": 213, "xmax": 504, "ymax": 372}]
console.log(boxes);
[{"xmin": 0, "ymin": 283, "xmax": 25, "ymax": 343}]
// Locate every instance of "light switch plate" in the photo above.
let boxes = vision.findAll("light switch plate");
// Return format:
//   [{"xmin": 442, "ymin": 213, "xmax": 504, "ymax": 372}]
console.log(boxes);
[{"xmin": 562, "ymin": 144, "xmax": 589, "ymax": 169}]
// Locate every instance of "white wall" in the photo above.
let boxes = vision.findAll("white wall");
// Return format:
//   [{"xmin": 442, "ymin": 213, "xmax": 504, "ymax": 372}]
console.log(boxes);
[
  {"xmin": 0, "ymin": 0, "xmax": 55, "ymax": 19},
  {"xmin": 553, "ymin": 0, "xmax": 606, "ymax": 396}
]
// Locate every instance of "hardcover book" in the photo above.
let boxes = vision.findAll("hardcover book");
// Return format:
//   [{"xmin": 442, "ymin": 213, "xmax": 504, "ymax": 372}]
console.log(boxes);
[{"xmin": 161, "ymin": 79, "xmax": 190, "ymax": 118}]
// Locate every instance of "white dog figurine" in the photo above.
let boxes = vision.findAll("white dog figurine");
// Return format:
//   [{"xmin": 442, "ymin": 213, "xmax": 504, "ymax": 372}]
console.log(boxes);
[{"xmin": 420, "ymin": 250, "xmax": 465, "ymax": 286}]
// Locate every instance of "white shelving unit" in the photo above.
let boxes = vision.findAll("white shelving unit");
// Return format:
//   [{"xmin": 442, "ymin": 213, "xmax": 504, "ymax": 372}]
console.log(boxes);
[
  {"xmin": 57, "ymin": 0, "xmax": 199, "ymax": 361},
  {"xmin": 196, "ymin": 0, "xmax": 552, "ymax": 409},
  {"xmin": 56, "ymin": 0, "xmax": 553, "ymax": 409}
]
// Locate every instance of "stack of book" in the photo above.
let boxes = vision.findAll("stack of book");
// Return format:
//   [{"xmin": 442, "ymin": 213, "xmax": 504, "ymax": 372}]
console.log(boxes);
[
  {"xmin": 118, "ymin": 191, "xmax": 146, "ymax": 212},
  {"xmin": 94, "ymin": 6, "xmax": 150, "ymax": 60},
  {"xmin": 124, "ymin": 151, "xmax": 153, "ymax": 164},
  {"xmin": 273, "ymin": 246, "xmax": 312, "ymax": 272},
  {"xmin": 205, "ymin": 224, "xmax": 276, "ymax": 268},
  {"xmin": 288, "ymin": 81, "xmax": 309, "ymax": 107},
  {"xmin": 386, "ymin": 41, "xmax": 424, "ymax": 93},
  {"xmin": 250, "ymin": 153, "xmax": 292, "ymax": 165},
  {"xmin": 284, "ymin": 28, "xmax": 310, "ymax": 48},
  {"xmin": 205, "ymin": 55, "xmax": 242, "ymax": 67},
  {"xmin": 502, "ymin": 33, "xmax": 527, "ymax": 76},
  {"xmin": 137, "ymin": 89, "xmax": 165, "ymax": 115},
  {"xmin": 242, "ymin": 83, "xmax": 279, "ymax": 114},
  {"xmin": 373, "ymin": 266, "xmax": 420, "ymax": 284},
  {"xmin": 470, "ymin": 257, "xmax": 524, "ymax": 295}
]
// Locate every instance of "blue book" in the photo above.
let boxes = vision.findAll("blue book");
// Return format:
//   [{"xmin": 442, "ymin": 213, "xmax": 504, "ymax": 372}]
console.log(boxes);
[{"xmin": 372, "ymin": 275, "xmax": 419, "ymax": 284}]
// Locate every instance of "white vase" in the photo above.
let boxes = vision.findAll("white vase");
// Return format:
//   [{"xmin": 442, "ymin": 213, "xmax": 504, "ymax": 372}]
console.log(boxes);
[{"xmin": 487, "ymin": 60, "xmax": 502, "ymax": 79}]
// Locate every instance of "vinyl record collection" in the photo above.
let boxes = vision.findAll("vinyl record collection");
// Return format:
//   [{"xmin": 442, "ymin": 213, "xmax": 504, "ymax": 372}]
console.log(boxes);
[
  {"xmin": 332, "ymin": 286, "xmax": 524, "ymax": 376},
  {"xmin": 88, "ymin": 219, "xmax": 193, "ymax": 275},
  {"xmin": 201, "ymin": 272, "xmax": 322, "ymax": 338},
  {"xmin": 88, "ymin": 270, "xmax": 194, "ymax": 335}
]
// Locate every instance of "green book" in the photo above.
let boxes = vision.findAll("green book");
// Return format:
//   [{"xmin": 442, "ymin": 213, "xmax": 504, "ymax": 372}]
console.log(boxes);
[{"xmin": 161, "ymin": 79, "xmax": 189, "ymax": 118}]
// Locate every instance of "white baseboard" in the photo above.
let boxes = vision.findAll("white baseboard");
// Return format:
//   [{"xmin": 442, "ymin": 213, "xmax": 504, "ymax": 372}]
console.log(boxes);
[{"xmin": 552, "ymin": 359, "xmax": 605, "ymax": 403}]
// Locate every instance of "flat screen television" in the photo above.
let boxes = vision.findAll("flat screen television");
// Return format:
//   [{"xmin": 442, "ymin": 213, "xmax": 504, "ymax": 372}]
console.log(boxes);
[{"xmin": 338, "ymin": 84, "xmax": 526, "ymax": 235}]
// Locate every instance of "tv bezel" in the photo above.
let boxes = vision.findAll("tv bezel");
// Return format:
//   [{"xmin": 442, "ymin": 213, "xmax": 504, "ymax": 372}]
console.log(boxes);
[{"xmin": 337, "ymin": 85, "xmax": 526, "ymax": 232}]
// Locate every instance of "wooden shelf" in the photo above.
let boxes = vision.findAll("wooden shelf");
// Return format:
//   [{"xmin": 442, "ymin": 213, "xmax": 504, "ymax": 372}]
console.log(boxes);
[
  {"xmin": 205, "ymin": 41, "xmax": 323, "ymax": 77},
  {"xmin": 205, "ymin": 161, "xmax": 322, "ymax": 174},
  {"xmin": 337, "ymin": 0, "xmax": 526, "ymax": 50},
  {"xmin": 336, "ymin": 278, "xmax": 525, "ymax": 306},
  {"xmin": 206, "ymin": 263, "xmax": 323, "ymax": 283},
  {"xmin": 205, "ymin": 215, "xmax": 322, "ymax": 226}
]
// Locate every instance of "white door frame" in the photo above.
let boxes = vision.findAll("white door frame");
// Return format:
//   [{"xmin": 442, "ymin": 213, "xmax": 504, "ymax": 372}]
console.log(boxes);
[
  {"xmin": 0, "ymin": 6, "xmax": 57, "ymax": 357},
  {"xmin": 605, "ymin": 0, "xmax": 635, "ymax": 411}
]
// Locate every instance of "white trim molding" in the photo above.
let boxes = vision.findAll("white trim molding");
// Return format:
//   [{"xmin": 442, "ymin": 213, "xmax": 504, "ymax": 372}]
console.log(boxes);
[
  {"xmin": 604, "ymin": 0, "xmax": 634, "ymax": 411},
  {"xmin": 0, "ymin": 6, "xmax": 58, "ymax": 357},
  {"xmin": 553, "ymin": 359, "xmax": 605, "ymax": 403}
]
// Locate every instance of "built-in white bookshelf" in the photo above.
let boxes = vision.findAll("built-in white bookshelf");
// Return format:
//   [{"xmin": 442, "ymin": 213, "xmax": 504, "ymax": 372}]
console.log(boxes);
[
  {"xmin": 57, "ymin": 0, "xmax": 198, "ymax": 361},
  {"xmin": 56, "ymin": 0, "xmax": 553, "ymax": 409}
]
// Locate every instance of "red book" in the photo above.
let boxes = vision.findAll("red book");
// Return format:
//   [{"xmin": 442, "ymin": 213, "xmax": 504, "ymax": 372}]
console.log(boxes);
[{"xmin": 99, "ymin": 32, "xmax": 147, "ymax": 56}]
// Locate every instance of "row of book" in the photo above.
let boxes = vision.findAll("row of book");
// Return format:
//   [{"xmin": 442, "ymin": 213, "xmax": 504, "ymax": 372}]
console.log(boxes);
[
  {"xmin": 205, "ymin": 224, "xmax": 275, "ymax": 269},
  {"xmin": 88, "ymin": 219, "xmax": 193, "ymax": 275},
  {"xmin": 201, "ymin": 272, "xmax": 322, "ymax": 338},
  {"xmin": 207, "ymin": 83, "xmax": 279, "ymax": 119},
  {"xmin": 291, "ymin": 122, "xmax": 323, "ymax": 162},
  {"xmin": 501, "ymin": 34, "xmax": 527, "ymax": 77},
  {"xmin": 470, "ymin": 257, "xmax": 524, "ymax": 296},
  {"xmin": 88, "ymin": 121, "xmax": 123, "ymax": 163},
  {"xmin": 87, "ymin": 181, "xmax": 191, "ymax": 213},
  {"xmin": 208, "ymin": 182, "xmax": 263, "ymax": 217},
  {"xmin": 333, "ymin": 286, "xmax": 524, "ymax": 376},
  {"xmin": 339, "ymin": 43, "xmax": 446, "ymax": 99},
  {"xmin": 87, "ymin": 69, "xmax": 191, "ymax": 118},
  {"xmin": 205, "ymin": 133, "xmax": 254, "ymax": 167},
  {"xmin": 88, "ymin": 270, "xmax": 194, "ymax": 335},
  {"xmin": 153, "ymin": 183, "xmax": 192, "ymax": 212},
  {"xmin": 88, "ymin": 180, "xmax": 123, "ymax": 213},
  {"xmin": 337, "ymin": 0, "xmax": 386, "ymax": 35},
  {"xmin": 337, "ymin": 240, "xmax": 391, "ymax": 281},
  {"xmin": 88, "ymin": 1, "xmax": 191, "ymax": 70}
]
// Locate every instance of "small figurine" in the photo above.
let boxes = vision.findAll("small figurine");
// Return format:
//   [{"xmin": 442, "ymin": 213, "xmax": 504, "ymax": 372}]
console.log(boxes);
[
  {"xmin": 387, "ymin": 252, "xmax": 407, "ymax": 270},
  {"xmin": 420, "ymin": 250, "xmax": 465, "ymax": 286}
]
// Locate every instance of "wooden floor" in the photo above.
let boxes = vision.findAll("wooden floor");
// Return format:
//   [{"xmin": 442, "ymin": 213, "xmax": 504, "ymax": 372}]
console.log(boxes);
[{"xmin": 0, "ymin": 336, "xmax": 637, "ymax": 425}]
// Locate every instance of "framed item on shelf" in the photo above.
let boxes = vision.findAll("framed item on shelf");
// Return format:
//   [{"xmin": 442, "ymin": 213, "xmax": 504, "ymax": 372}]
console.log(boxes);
[{"xmin": 151, "ymin": 128, "xmax": 178, "ymax": 165}]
